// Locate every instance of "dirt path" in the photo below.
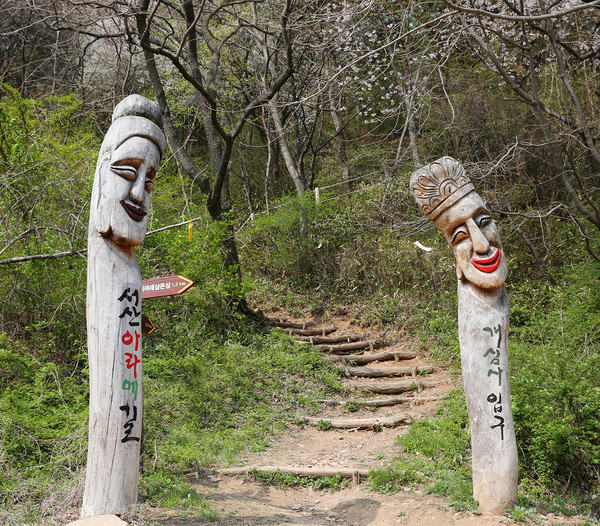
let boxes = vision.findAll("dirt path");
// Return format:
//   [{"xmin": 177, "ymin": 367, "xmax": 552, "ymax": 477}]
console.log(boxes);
[{"xmin": 139, "ymin": 314, "xmax": 586, "ymax": 526}]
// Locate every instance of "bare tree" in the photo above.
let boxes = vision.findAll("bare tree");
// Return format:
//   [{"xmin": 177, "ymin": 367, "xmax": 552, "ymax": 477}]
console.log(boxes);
[
  {"xmin": 38, "ymin": 0, "xmax": 295, "ymax": 310},
  {"xmin": 454, "ymin": 0, "xmax": 600, "ymax": 258}
]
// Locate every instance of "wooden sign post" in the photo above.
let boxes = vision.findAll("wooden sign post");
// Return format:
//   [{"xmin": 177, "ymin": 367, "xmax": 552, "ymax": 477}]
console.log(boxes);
[
  {"xmin": 82, "ymin": 95, "xmax": 166, "ymax": 520},
  {"xmin": 142, "ymin": 275, "xmax": 194, "ymax": 299},
  {"xmin": 410, "ymin": 157, "xmax": 518, "ymax": 514}
]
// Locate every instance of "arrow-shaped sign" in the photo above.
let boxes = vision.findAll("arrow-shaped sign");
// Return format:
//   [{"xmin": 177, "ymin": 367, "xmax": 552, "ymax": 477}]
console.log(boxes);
[
  {"xmin": 142, "ymin": 275, "xmax": 194, "ymax": 299},
  {"xmin": 141, "ymin": 314, "xmax": 156, "ymax": 335}
]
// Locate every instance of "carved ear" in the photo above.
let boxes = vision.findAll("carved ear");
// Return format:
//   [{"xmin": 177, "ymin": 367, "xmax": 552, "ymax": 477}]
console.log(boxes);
[
  {"xmin": 455, "ymin": 256, "xmax": 464, "ymax": 281},
  {"xmin": 90, "ymin": 157, "xmax": 111, "ymax": 235}
]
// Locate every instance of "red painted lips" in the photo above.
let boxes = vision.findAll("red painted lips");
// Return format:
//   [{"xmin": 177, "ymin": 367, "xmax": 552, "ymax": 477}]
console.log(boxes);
[
  {"xmin": 120, "ymin": 200, "xmax": 147, "ymax": 222},
  {"xmin": 471, "ymin": 249, "xmax": 502, "ymax": 273}
]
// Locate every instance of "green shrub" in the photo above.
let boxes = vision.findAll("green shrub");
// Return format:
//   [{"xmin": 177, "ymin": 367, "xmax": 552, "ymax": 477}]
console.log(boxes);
[{"xmin": 509, "ymin": 263, "xmax": 600, "ymax": 492}]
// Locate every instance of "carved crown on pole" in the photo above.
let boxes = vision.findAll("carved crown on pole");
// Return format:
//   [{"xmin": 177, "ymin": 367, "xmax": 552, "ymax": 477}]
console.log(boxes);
[
  {"xmin": 409, "ymin": 156, "xmax": 475, "ymax": 221},
  {"xmin": 102, "ymin": 94, "xmax": 166, "ymax": 159}
]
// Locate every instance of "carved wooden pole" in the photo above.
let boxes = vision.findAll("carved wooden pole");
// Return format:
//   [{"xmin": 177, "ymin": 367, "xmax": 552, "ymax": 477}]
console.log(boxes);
[
  {"xmin": 82, "ymin": 95, "xmax": 165, "ymax": 519},
  {"xmin": 410, "ymin": 157, "xmax": 518, "ymax": 514}
]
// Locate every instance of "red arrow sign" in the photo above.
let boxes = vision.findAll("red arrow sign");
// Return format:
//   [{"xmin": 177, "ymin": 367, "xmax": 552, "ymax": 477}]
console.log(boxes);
[{"xmin": 142, "ymin": 275, "xmax": 194, "ymax": 299}]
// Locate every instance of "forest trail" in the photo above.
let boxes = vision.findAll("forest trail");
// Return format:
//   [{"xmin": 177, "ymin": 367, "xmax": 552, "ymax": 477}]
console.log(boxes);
[{"xmin": 140, "ymin": 313, "xmax": 584, "ymax": 526}]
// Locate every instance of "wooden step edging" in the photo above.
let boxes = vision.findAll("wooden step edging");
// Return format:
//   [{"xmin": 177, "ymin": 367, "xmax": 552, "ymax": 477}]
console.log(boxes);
[
  {"xmin": 345, "ymin": 378, "xmax": 437, "ymax": 394},
  {"xmin": 266, "ymin": 318, "xmax": 316, "ymax": 329},
  {"xmin": 295, "ymin": 334, "xmax": 368, "ymax": 344},
  {"xmin": 218, "ymin": 466, "xmax": 370, "ymax": 485},
  {"xmin": 302, "ymin": 414, "xmax": 410, "ymax": 430},
  {"xmin": 315, "ymin": 394, "xmax": 446, "ymax": 407},
  {"xmin": 325, "ymin": 349, "xmax": 417, "ymax": 365},
  {"xmin": 317, "ymin": 340, "xmax": 377, "ymax": 353},
  {"xmin": 340, "ymin": 365, "xmax": 435, "ymax": 378},
  {"xmin": 287, "ymin": 326, "xmax": 337, "ymax": 336}
]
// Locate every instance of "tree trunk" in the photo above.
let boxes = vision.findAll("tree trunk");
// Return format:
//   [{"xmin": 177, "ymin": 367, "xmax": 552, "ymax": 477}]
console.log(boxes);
[
  {"xmin": 82, "ymin": 94, "xmax": 164, "ymax": 518},
  {"xmin": 340, "ymin": 365, "xmax": 435, "ymax": 378},
  {"xmin": 268, "ymin": 95, "xmax": 307, "ymax": 197},
  {"xmin": 316, "ymin": 340, "xmax": 377, "ymax": 353},
  {"xmin": 219, "ymin": 466, "xmax": 370, "ymax": 479},
  {"xmin": 139, "ymin": 27, "xmax": 251, "ymax": 314},
  {"xmin": 344, "ymin": 379, "xmax": 435, "ymax": 394},
  {"xmin": 329, "ymin": 93, "xmax": 350, "ymax": 185}
]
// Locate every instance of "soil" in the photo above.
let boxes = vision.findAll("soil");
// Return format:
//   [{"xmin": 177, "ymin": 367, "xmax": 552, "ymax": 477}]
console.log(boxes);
[{"xmin": 138, "ymin": 312, "xmax": 587, "ymax": 526}]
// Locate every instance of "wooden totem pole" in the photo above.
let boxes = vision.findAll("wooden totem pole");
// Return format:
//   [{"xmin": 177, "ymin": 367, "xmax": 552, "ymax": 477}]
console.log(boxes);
[
  {"xmin": 410, "ymin": 157, "xmax": 518, "ymax": 514},
  {"xmin": 82, "ymin": 95, "xmax": 165, "ymax": 519}
]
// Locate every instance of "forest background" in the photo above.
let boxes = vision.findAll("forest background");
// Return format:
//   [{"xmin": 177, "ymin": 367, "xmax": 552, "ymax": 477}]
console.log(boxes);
[{"xmin": 1, "ymin": 0, "xmax": 600, "ymax": 523}]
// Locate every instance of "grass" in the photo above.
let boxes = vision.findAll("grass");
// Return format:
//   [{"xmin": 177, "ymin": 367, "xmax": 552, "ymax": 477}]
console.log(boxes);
[
  {"xmin": 0, "ymin": 306, "xmax": 343, "ymax": 524},
  {"xmin": 368, "ymin": 390, "xmax": 478, "ymax": 511},
  {"xmin": 139, "ymin": 471, "xmax": 218, "ymax": 520},
  {"xmin": 316, "ymin": 419, "xmax": 332, "ymax": 431},
  {"xmin": 248, "ymin": 469, "xmax": 350, "ymax": 490}
]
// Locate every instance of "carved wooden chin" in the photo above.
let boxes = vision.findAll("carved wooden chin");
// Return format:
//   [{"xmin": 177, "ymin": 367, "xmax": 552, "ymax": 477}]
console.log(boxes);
[{"xmin": 454, "ymin": 247, "xmax": 509, "ymax": 289}]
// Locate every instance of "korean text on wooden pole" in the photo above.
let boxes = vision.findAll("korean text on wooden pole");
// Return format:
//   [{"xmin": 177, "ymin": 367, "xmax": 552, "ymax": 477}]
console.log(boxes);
[
  {"xmin": 410, "ymin": 157, "xmax": 518, "ymax": 515},
  {"xmin": 82, "ymin": 95, "xmax": 165, "ymax": 519}
]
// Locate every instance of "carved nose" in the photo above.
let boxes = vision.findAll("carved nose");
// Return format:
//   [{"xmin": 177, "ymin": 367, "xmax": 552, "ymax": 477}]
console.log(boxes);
[
  {"xmin": 467, "ymin": 219, "xmax": 490, "ymax": 254},
  {"xmin": 130, "ymin": 174, "xmax": 146, "ymax": 205}
]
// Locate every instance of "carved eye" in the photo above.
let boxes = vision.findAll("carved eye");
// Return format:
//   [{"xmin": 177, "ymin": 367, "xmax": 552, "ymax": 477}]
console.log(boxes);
[
  {"xmin": 477, "ymin": 214, "xmax": 492, "ymax": 228},
  {"xmin": 451, "ymin": 227, "xmax": 469, "ymax": 244},
  {"xmin": 111, "ymin": 164, "xmax": 137, "ymax": 181},
  {"xmin": 145, "ymin": 179, "xmax": 154, "ymax": 193}
]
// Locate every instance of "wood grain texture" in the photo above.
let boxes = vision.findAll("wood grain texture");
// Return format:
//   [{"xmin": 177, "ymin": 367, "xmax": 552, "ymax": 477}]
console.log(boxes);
[
  {"xmin": 458, "ymin": 283, "xmax": 518, "ymax": 514},
  {"xmin": 302, "ymin": 414, "xmax": 410, "ymax": 429},
  {"xmin": 324, "ymin": 349, "xmax": 417, "ymax": 364}
]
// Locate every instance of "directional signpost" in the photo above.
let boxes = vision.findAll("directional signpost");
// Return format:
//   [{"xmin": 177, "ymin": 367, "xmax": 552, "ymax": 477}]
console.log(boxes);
[
  {"xmin": 141, "ymin": 276, "xmax": 194, "ymax": 334},
  {"xmin": 142, "ymin": 275, "xmax": 194, "ymax": 299}
]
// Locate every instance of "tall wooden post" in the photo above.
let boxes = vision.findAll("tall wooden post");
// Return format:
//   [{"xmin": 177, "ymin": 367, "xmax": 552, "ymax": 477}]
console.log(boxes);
[
  {"xmin": 81, "ymin": 95, "xmax": 165, "ymax": 519},
  {"xmin": 410, "ymin": 157, "xmax": 518, "ymax": 514}
]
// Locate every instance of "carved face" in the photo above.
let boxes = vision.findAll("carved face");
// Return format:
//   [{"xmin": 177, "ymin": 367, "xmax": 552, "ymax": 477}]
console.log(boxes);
[
  {"xmin": 96, "ymin": 136, "xmax": 160, "ymax": 247},
  {"xmin": 435, "ymin": 192, "xmax": 508, "ymax": 289}
]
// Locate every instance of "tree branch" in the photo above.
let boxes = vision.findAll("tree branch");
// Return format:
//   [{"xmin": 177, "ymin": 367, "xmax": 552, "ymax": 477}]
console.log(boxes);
[{"xmin": 444, "ymin": 0, "xmax": 600, "ymax": 21}]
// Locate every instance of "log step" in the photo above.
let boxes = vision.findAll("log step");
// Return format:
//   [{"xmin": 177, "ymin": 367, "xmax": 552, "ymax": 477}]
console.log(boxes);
[
  {"xmin": 340, "ymin": 365, "xmax": 435, "ymax": 378},
  {"xmin": 325, "ymin": 349, "xmax": 417, "ymax": 365},
  {"xmin": 295, "ymin": 334, "xmax": 368, "ymax": 344},
  {"xmin": 218, "ymin": 466, "xmax": 370, "ymax": 483},
  {"xmin": 302, "ymin": 414, "xmax": 410, "ymax": 430},
  {"xmin": 287, "ymin": 326, "xmax": 337, "ymax": 336},
  {"xmin": 345, "ymin": 379, "xmax": 437, "ymax": 394},
  {"xmin": 266, "ymin": 318, "xmax": 316, "ymax": 329},
  {"xmin": 315, "ymin": 395, "xmax": 446, "ymax": 407},
  {"xmin": 317, "ymin": 340, "xmax": 377, "ymax": 353}
]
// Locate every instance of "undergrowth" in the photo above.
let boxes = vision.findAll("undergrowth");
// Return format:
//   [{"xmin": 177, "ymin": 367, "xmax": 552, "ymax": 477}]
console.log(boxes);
[
  {"xmin": 0, "ymin": 220, "xmax": 343, "ymax": 524},
  {"xmin": 244, "ymin": 189, "xmax": 600, "ymax": 518},
  {"xmin": 2, "ymin": 141, "xmax": 600, "ymax": 523}
]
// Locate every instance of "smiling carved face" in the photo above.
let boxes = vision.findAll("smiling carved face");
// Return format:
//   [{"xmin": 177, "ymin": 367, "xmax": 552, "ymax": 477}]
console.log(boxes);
[
  {"xmin": 96, "ymin": 136, "xmax": 160, "ymax": 247},
  {"xmin": 435, "ymin": 192, "xmax": 508, "ymax": 289}
]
